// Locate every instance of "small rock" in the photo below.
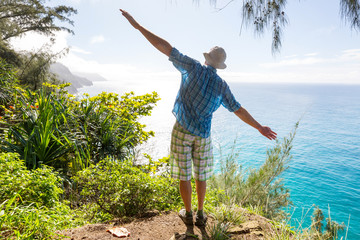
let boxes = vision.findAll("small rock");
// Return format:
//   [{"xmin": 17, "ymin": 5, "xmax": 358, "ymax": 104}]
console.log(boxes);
[
  {"xmin": 228, "ymin": 221, "xmax": 262, "ymax": 236},
  {"xmin": 169, "ymin": 232, "xmax": 199, "ymax": 240},
  {"xmin": 228, "ymin": 226, "xmax": 250, "ymax": 234},
  {"xmin": 252, "ymin": 230, "xmax": 264, "ymax": 236},
  {"xmin": 241, "ymin": 221, "xmax": 262, "ymax": 230}
]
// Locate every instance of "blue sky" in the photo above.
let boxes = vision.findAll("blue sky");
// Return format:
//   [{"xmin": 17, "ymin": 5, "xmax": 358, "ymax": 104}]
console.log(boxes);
[{"xmin": 11, "ymin": 0, "xmax": 360, "ymax": 84}]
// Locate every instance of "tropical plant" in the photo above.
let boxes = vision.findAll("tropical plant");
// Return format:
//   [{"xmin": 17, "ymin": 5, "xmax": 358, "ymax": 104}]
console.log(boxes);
[
  {"xmin": 0, "ymin": 87, "xmax": 74, "ymax": 171},
  {"xmin": 1, "ymin": 62, "xmax": 160, "ymax": 173},
  {"xmin": 71, "ymin": 91, "xmax": 160, "ymax": 164}
]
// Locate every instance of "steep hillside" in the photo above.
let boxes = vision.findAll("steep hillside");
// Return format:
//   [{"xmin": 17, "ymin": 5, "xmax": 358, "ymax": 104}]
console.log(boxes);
[{"xmin": 50, "ymin": 63, "xmax": 93, "ymax": 94}]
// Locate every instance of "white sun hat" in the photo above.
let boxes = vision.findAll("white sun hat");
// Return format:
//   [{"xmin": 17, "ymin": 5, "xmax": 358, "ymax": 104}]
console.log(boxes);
[{"xmin": 203, "ymin": 46, "xmax": 227, "ymax": 69}]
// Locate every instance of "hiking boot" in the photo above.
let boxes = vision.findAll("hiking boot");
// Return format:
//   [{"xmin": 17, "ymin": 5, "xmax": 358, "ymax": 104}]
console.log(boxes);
[
  {"xmin": 195, "ymin": 211, "xmax": 207, "ymax": 227},
  {"xmin": 179, "ymin": 209, "xmax": 194, "ymax": 226}
]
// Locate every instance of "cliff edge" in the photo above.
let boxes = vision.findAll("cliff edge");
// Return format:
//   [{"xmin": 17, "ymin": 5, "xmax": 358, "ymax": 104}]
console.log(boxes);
[{"xmin": 58, "ymin": 208, "xmax": 285, "ymax": 240}]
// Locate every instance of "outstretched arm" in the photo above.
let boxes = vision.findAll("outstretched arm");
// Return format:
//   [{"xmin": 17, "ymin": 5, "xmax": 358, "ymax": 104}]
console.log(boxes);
[
  {"xmin": 120, "ymin": 9, "xmax": 172, "ymax": 57},
  {"xmin": 234, "ymin": 107, "xmax": 277, "ymax": 140}
]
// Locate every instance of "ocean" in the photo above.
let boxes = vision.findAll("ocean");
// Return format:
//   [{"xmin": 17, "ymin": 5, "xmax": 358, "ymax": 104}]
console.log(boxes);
[{"xmin": 78, "ymin": 80, "xmax": 360, "ymax": 239}]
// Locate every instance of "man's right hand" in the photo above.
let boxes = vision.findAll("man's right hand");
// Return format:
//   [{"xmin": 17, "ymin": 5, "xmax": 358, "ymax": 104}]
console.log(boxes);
[
  {"xmin": 120, "ymin": 9, "xmax": 141, "ymax": 29},
  {"xmin": 119, "ymin": 9, "xmax": 172, "ymax": 56}
]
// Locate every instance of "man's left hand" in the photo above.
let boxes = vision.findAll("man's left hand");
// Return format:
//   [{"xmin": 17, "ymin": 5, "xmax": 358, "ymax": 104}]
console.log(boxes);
[{"xmin": 258, "ymin": 126, "xmax": 277, "ymax": 140}]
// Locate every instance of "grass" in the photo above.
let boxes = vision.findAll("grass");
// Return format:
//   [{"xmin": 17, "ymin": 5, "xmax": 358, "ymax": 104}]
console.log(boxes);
[
  {"xmin": 207, "ymin": 222, "xmax": 231, "ymax": 240},
  {"xmin": 210, "ymin": 203, "xmax": 245, "ymax": 226},
  {"xmin": 0, "ymin": 194, "xmax": 85, "ymax": 240}
]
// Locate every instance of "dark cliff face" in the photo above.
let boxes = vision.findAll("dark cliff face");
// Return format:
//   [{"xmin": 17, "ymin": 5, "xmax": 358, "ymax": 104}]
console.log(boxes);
[{"xmin": 49, "ymin": 62, "xmax": 94, "ymax": 94}]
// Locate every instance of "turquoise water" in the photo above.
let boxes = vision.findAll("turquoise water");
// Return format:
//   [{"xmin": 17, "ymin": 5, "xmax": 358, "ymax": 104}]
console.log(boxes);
[
  {"xmin": 79, "ymin": 82, "xmax": 360, "ymax": 239},
  {"xmin": 212, "ymin": 83, "xmax": 360, "ymax": 239}
]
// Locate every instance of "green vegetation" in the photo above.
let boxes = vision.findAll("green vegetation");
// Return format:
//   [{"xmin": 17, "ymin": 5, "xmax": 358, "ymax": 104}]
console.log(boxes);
[
  {"xmin": 0, "ymin": 67, "xmax": 160, "ymax": 174},
  {"xmin": 73, "ymin": 158, "xmax": 180, "ymax": 222},
  {"xmin": 0, "ymin": 46, "xmax": 346, "ymax": 240},
  {"xmin": 1, "ymin": 0, "xmax": 76, "ymax": 89},
  {"xmin": 0, "ymin": 54, "xmax": 167, "ymax": 238},
  {"xmin": 310, "ymin": 206, "xmax": 345, "ymax": 240},
  {"xmin": 0, "ymin": 0, "xmax": 76, "ymax": 42},
  {"xmin": 210, "ymin": 203, "xmax": 245, "ymax": 226},
  {"xmin": 203, "ymin": 124, "xmax": 346, "ymax": 239},
  {"xmin": 208, "ymin": 124, "xmax": 297, "ymax": 220},
  {"xmin": 0, "ymin": 59, "xmax": 347, "ymax": 239},
  {"xmin": 0, "ymin": 152, "xmax": 62, "ymax": 207},
  {"xmin": 0, "ymin": 1, "xmax": 347, "ymax": 239},
  {"xmin": 207, "ymin": 222, "xmax": 231, "ymax": 240},
  {"xmin": 0, "ymin": 152, "xmax": 85, "ymax": 239}
]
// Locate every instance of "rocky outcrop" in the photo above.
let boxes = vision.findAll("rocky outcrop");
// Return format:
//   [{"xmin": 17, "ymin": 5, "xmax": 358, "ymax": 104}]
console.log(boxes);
[{"xmin": 50, "ymin": 63, "xmax": 94, "ymax": 94}]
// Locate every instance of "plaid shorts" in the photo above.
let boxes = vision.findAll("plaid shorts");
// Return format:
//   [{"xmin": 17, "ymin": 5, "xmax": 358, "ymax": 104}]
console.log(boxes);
[{"xmin": 170, "ymin": 121, "xmax": 214, "ymax": 181}]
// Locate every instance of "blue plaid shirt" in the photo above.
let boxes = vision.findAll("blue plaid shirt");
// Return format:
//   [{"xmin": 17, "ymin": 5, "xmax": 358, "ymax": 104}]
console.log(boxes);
[{"xmin": 169, "ymin": 48, "xmax": 241, "ymax": 138}]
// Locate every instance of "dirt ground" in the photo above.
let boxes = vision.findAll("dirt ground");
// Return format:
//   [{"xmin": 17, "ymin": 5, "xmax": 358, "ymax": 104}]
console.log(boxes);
[{"xmin": 57, "ymin": 210, "xmax": 276, "ymax": 240}]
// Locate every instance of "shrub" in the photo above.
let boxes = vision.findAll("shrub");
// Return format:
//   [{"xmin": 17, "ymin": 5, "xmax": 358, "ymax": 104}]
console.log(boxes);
[
  {"xmin": 74, "ymin": 158, "xmax": 181, "ymax": 222},
  {"xmin": 210, "ymin": 203, "xmax": 245, "ymax": 226},
  {"xmin": 0, "ymin": 152, "xmax": 85, "ymax": 239},
  {"xmin": 1, "ymin": 80, "xmax": 160, "ymax": 176},
  {"xmin": 70, "ymin": 91, "xmax": 160, "ymax": 164},
  {"xmin": 0, "ymin": 152, "xmax": 63, "ymax": 207},
  {"xmin": 0, "ymin": 58, "xmax": 17, "ymax": 107},
  {"xmin": 208, "ymin": 123, "xmax": 298, "ymax": 220},
  {"xmin": 310, "ymin": 205, "xmax": 345, "ymax": 240}
]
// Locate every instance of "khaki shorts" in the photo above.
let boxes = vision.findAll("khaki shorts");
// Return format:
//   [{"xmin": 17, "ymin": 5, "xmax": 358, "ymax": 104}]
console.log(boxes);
[{"xmin": 170, "ymin": 121, "xmax": 213, "ymax": 181}]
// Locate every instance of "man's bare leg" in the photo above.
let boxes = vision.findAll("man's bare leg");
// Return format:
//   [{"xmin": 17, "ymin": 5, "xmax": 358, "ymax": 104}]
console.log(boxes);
[
  {"xmin": 195, "ymin": 180, "xmax": 206, "ymax": 211},
  {"xmin": 180, "ymin": 180, "xmax": 192, "ymax": 212},
  {"xmin": 179, "ymin": 180, "xmax": 196, "ymax": 237},
  {"xmin": 195, "ymin": 180, "xmax": 209, "ymax": 239}
]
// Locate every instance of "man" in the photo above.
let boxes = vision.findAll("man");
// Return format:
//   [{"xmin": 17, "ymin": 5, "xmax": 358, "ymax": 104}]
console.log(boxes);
[{"xmin": 120, "ymin": 9, "xmax": 277, "ymax": 228}]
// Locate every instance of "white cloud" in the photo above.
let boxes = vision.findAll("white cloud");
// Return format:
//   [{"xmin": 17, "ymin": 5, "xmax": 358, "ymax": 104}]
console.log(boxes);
[
  {"xmin": 10, "ymin": 31, "xmax": 69, "ymax": 53},
  {"xmin": 64, "ymin": 0, "xmax": 101, "ymax": 4},
  {"xmin": 340, "ymin": 49, "xmax": 360, "ymax": 61},
  {"xmin": 90, "ymin": 35, "xmax": 105, "ymax": 44},
  {"xmin": 65, "ymin": 0, "xmax": 81, "ymax": 4},
  {"xmin": 9, "ymin": 31, "xmax": 143, "ymax": 82},
  {"xmin": 284, "ymin": 54, "xmax": 298, "ymax": 59},
  {"xmin": 224, "ymin": 49, "xmax": 360, "ymax": 84},
  {"xmin": 59, "ymin": 53, "xmax": 137, "ymax": 80},
  {"xmin": 10, "ymin": 31, "xmax": 360, "ymax": 85},
  {"xmin": 59, "ymin": 51, "xmax": 179, "ymax": 83},
  {"xmin": 314, "ymin": 26, "xmax": 337, "ymax": 36},
  {"xmin": 304, "ymin": 52, "xmax": 319, "ymax": 57},
  {"xmin": 70, "ymin": 46, "xmax": 92, "ymax": 55},
  {"xmin": 260, "ymin": 57, "xmax": 326, "ymax": 68},
  {"xmin": 224, "ymin": 69, "xmax": 359, "ymax": 84},
  {"xmin": 260, "ymin": 49, "xmax": 360, "ymax": 68}
]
